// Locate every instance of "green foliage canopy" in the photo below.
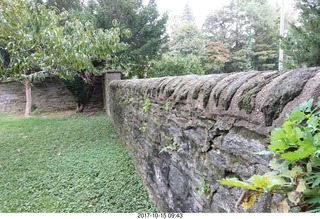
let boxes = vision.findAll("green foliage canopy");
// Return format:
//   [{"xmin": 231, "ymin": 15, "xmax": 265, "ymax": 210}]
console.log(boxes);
[
  {"xmin": 147, "ymin": 4, "xmax": 205, "ymax": 78},
  {"xmin": 284, "ymin": 0, "xmax": 320, "ymax": 69},
  {"xmin": 203, "ymin": 0, "xmax": 279, "ymax": 73},
  {"xmin": 46, "ymin": 0, "xmax": 84, "ymax": 11},
  {"xmin": 0, "ymin": 0, "xmax": 128, "ymax": 82},
  {"xmin": 170, "ymin": 22, "xmax": 205, "ymax": 58},
  {"xmin": 147, "ymin": 53, "xmax": 204, "ymax": 78},
  {"xmin": 93, "ymin": 0, "xmax": 168, "ymax": 78}
]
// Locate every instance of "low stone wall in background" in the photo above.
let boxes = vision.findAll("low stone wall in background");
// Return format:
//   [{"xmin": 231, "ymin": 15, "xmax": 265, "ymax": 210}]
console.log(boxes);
[
  {"xmin": 0, "ymin": 76, "xmax": 103, "ymax": 114},
  {"xmin": 107, "ymin": 67, "xmax": 320, "ymax": 212}
]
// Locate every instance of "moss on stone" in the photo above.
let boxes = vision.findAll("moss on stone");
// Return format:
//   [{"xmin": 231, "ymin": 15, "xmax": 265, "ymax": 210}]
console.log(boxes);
[
  {"xmin": 238, "ymin": 83, "xmax": 265, "ymax": 114},
  {"xmin": 222, "ymin": 73, "xmax": 258, "ymax": 110},
  {"xmin": 192, "ymin": 84, "xmax": 202, "ymax": 99}
]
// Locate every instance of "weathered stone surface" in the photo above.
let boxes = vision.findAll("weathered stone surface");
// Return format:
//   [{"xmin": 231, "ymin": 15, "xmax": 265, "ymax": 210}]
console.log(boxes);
[
  {"xmin": 107, "ymin": 67, "xmax": 320, "ymax": 212},
  {"xmin": 261, "ymin": 69, "xmax": 317, "ymax": 126},
  {"xmin": 238, "ymin": 71, "xmax": 280, "ymax": 114},
  {"xmin": 169, "ymin": 165, "xmax": 188, "ymax": 196}
]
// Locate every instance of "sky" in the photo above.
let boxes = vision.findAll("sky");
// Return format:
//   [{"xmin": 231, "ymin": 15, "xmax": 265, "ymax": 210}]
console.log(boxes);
[{"xmin": 146, "ymin": 0, "xmax": 296, "ymax": 27}]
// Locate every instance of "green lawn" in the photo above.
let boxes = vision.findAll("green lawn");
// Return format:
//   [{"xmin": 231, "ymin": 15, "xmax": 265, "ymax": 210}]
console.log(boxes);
[{"xmin": 0, "ymin": 112, "xmax": 156, "ymax": 213}]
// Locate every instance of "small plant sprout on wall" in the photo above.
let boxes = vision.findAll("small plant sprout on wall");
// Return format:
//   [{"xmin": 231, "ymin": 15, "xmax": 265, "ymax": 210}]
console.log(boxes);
[
  {"xmin": 143, "ymin": 96, "xmax": 152, "ymax": 113},
  {"xmin": 194, "ymin": 177, "xmax": 212, "ymax": 201},
  {"xmin": 160, "ymin": 143, "xmax": 177, "ymax": 154},
  {"xmin": 139, "ymin": 122, "xmax": 148, "ymax": 133},
  {"xmin": 164, "ymin": 100, "xmax": 171, "ymax": 111},
  {"xmin": 219, "ymin": 99, "xmax": 320, "ymax": 212}
]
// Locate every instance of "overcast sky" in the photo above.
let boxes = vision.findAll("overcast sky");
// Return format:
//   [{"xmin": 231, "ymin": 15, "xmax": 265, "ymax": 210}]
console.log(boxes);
[{"xmin": 146, "ymin": 0, "xmax": 295, "ymax": 27}]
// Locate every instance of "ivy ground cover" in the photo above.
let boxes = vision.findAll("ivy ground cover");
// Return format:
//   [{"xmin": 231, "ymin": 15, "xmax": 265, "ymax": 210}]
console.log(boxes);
[{"xmin": 0, "ymin": 113, "xmax": 156, "ymax": 213}]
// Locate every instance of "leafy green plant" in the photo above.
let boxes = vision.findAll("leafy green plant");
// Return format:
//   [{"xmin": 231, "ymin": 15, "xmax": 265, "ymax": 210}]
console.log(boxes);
[
  {"xmin": 61, "ymin": 74, "xmax": 92, "ymax": 112},
  {"xmin": 200, "ymin": 177, "xmax": 210, "ymax": 194},
  {"xmin": 219, "ymin": 99, "xmax": 320, "ymax": 212},
  {"xmin": 142, "ymin": 97, "xmax": 152, "ymax": 113},
  {"xmin": 194, "ymin": 177, "xmax": 211, "ymax": 201}
]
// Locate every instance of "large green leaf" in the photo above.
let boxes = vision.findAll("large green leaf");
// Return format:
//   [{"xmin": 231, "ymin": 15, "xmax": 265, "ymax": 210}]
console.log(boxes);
[
  {"xmin": 270, "ymin": 128, "xmax": 286, "ymax": 142},
  {"xmin": 288, "ymin": 111, "xmax": 305, "ymax": 123},
  {"xmin": 268, "ymin": 140, "xmax": 288, "ymax": 153},
  {"xmin": 313, "ymin": 133, "xmax": 320, "ymax": 146},
  {"xmin": 264, "ymin": 173, "xmax": 287, "ymax": 191},
  {"xmin": 281, "ymin": 140, "xmax": 315, "ymax": 161},
  {"xmin": 248, "ymin": 175, "xmax": 270, "ymax": 189},
  {"xmin": 268, "ymin": 159, "xmax": 288, "ymax": 173},
  {"xmin": 218, "ymin": 178, "xmax": 255, "ymax": 190},
  {"xmin": 292, "ymin": 99, "xmax": 313, "ymax": 113},
  {"xmin": 307, "ymin": 115, "xmax": 319, "ymax": 130},
  {"xmin": 311, "ymin": 177, "xmax": 320, "ymax": 188}
]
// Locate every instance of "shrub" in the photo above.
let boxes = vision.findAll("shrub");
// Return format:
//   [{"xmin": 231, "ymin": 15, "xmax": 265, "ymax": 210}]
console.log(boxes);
[
  {"xmin": 219, "ymin": 99, "xmax": 320, "ymax": 212},
  {"xmin": 147, "ymin": 53, "xmax": 204, "ymax": 78}
]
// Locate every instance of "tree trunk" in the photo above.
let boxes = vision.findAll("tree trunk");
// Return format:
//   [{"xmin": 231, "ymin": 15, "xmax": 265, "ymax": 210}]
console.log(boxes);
[
  {"xmin": 24, "ymin": 79, "xmax": 32, "ymax": 117},
  {"xmin": 76, "ymin": 71, "xmax": 96, "ymax": 113},
  {"xmin": 76, "ymin": 103, "xmax": 86, "ymax": 113}
]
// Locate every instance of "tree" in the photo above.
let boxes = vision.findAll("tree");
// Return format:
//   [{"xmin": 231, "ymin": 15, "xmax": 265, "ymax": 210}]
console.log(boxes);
[
  {"xmin": 284, "ymin": 0, "xmax": 320, "ymax": 69},
  {"xmin": 170, "ymin": 22, "xmax": 206, "ymax": 58},
  {"xmin": 203, "ymin": 0, "xmax": 279, "ymax": 73},
  {"xmin": 46, "ymin": 0, "xmax": 84, "ymax": 11},
  {"xmin": 203, "ymin": 41, "xmax": 231, "ymax": 73},
  {"xmin": 148, "ymin": 3, "xmax": 205, "ymax": 78},
  {"xmin": 169, "ymin": 4, "xmax": 205, "ymax": 58},
  {"xmin": 70, "ymin": 0, "xmax": 99, "ymax": 27},
  {"xmin": 243, "ymin": 0, "xmax": 279, "ymax": 71},
  {"xmin": 182, "ymin": 4, "xmax": 195, "ymax": 23},
  {"xmin": 147, "ymin": 5, "xmax": 205, "ymax": 77},
  {"xmin": 0, "ymin": 0, "xmax": 127, "ymax": 116},
  {"xmin": 94, "ymin": 0, "xmax": 168, "ymax": 78},
  {"xmin": 147, "ymin": 52, "xmax": 204, "ymax": 78}
]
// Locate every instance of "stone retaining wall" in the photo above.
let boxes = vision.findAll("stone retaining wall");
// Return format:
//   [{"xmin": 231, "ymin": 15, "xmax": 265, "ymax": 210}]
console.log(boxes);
[
  {"xmin": 107, "ymin": 67, "xmax": 320, "ymax": 212},
  {"xmin": 0, "ymin": 76, "xmax": 103, "ymax": 113}
]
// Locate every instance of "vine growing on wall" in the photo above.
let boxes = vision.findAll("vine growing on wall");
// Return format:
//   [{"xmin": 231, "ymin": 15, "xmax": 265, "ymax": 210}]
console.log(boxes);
[{"xmin": 219, "ymin": 99, "xmax": 320, "ymax": 212}]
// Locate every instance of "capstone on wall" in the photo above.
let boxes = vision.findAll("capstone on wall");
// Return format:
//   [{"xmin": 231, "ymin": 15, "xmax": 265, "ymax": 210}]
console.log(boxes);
[
  {"xmin": 107, "ymin": 67, "xmax": 320, "ymax": 212},
  {"xmin": 0, "ymin": 76, "xmax": 103, "ymax": 114}
]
